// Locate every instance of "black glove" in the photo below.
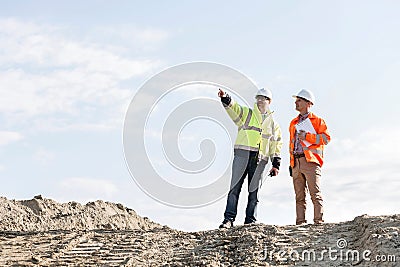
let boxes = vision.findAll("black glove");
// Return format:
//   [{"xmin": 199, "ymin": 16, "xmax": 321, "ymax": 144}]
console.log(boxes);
[
  {"xmin": 272, "ymin": 157, "xmax": 281, "ymax": 170},
  {"xmin": 221, "ymin": 94, "xmax": 231, "ymax": 107}
]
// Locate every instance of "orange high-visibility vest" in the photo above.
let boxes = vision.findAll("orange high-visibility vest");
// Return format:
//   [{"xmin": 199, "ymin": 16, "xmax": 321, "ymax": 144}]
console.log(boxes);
[{"xmin": 289, "ymin": 112, "xmax": 330, "ymax": 167}]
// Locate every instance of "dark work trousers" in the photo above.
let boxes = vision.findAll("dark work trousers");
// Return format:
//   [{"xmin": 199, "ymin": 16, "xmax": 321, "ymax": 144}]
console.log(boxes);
[{"xmin": 223, "ymin": 149, "xmax": 267, "ymax": 224}]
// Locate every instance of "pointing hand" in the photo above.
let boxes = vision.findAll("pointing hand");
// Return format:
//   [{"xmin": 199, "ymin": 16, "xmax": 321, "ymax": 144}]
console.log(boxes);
[{"xmin": 218, "ymin": 89, "xmax": 225, "ymax": 98}]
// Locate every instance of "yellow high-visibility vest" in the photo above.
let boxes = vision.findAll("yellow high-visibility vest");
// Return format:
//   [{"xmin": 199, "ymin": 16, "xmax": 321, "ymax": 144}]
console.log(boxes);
[{"xmin": 225, "ymin": 100, "xmax": 282, "ymax": 161}]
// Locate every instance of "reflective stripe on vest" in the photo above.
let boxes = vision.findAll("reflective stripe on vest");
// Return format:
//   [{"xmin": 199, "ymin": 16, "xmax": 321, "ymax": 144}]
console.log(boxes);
[
  {"xmin": 262, "ymin": 133, "xmax": 272, "ymax": 139},
  {"xmin": 234, "ymin": 144, "xmax": 259, "ymax": 152},
  {"xmin": 321, "ymin": 133, "xmax": 329, "ymax": 144},
  {"xmin": 240, "ymin": 109, "xmax": 262, "ymax": 132},
  {"xmin": 314, "ymin": 133, "xmax": 329, "ymax": 145},
  {"xmin": 303, "ymin": 146, "xmax": 323, "ymax": 155}
]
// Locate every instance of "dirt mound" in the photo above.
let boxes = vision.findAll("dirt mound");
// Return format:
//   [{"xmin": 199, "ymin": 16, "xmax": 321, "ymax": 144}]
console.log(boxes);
[
  {"xmin": 0, "ymin": 196, "xmax": 399, "ymax": 266},
  {"xmin": 0, "ymin": 195, "xmax": 161, "ymax": 232}
]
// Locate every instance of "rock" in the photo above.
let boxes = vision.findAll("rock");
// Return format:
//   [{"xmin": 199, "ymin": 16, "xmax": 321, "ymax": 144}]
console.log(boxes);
[{"xmin": 31, "ymin": 255, "xmax": 40, "ymax": 263}]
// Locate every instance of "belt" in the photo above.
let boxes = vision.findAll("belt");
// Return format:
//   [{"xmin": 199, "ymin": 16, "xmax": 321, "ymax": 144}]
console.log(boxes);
[{"xmin": 293, "ymin": 153, "xmax": 305, "ymax": 158}]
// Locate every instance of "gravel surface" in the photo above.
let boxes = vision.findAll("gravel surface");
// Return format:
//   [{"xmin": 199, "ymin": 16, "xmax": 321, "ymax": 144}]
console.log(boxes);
[{"xmin": 0, "ymin": 196, "xmax": 399, "ymax": 266}]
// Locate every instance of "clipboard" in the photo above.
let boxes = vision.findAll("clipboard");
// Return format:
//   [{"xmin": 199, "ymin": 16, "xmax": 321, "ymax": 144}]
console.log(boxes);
[{"xmin": 295, "ymin": 118, "xmax": 316, "ymax": 147}]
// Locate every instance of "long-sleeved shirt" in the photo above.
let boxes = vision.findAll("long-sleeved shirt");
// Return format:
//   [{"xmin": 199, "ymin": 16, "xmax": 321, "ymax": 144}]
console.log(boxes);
[{"xmin": 293, "ymin": 112, "xmax": 309, "ymax": 154}]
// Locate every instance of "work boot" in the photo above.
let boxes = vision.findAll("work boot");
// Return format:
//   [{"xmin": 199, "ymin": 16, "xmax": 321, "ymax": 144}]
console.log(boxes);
[{"xmin": 219, "ymin": 219, "xmax": 233, "ymax": 229}]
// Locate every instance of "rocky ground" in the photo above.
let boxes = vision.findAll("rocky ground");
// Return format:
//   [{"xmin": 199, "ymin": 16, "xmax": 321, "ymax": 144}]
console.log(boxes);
[{"xmin": 0, "ymin": 196, "xmax": 399, "ymax": 266}]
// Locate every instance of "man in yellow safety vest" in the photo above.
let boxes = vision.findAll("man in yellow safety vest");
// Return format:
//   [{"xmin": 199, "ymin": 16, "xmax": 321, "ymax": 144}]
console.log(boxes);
[{"xmin": 218, "ymin": 88, "xmax": 283, "ymax": 228}]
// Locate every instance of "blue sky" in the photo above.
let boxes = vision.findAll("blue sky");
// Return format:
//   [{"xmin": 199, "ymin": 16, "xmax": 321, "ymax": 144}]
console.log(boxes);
[{"xmin": 1, "ymin": 1, "xmax": 400, "ymax": 231}]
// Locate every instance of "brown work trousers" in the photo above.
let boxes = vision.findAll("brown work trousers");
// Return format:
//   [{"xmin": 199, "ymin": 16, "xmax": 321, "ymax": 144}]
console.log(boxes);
[{"xmin": 292, "ymin": 157, "xmax": 324, "ymax": 224}]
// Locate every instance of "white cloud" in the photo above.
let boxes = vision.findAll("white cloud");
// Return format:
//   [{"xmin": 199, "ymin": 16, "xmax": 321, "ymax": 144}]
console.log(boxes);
[
  {"xmin": 326, "ymin": 127, "xmax": 400, "ymax": 170},
  {"xmin": 0, "ymin": 18, "xmax": 161, "ymax": 78},
  {"xmin": 59, "ymin": 177, "xmax": 118, "ymax": 200},
  {"xmin": 95, "ymin": 25, "xmax": 169, "ymax": 50},
  {"xmin": 0, "ymin": 69, "xmax": 130, "ymax": 115},
  {"xmin": 320, "ymin": 126, "xmax": 400, "ymax": 223},
  {"xmin": 0, "ymin": 18, "xmax": 164, "ymax": 131},
  {"xmin": 33, "ymin": 148, "xmax": 55, "ymax": 165},
  {"xmin": 0, "ymin": 131, "xmax": 24, "ymax": 146},
  {"xmin": 135, "ymin": 28, "xmax": 169, "ymax": 44}
]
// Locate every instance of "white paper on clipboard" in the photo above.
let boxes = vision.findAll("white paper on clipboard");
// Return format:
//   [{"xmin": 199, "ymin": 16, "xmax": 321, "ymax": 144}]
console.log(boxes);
[{"xmin": 295, "ymin": 118, "xmax": 316, "ymax": 147}]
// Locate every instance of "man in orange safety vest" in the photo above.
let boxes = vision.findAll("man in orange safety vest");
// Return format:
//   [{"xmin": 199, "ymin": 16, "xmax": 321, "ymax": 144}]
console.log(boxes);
[{"xmin": 289, "ymin": 89, "xmax": 330, "ymax": 225}]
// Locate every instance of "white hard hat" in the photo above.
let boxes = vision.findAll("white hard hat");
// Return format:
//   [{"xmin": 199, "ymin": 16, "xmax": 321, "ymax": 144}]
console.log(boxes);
[
  {"xmin": 292, "ymin": 89, "xmax": 315, "ymax": 104},
  {"xmin": 255, "ymin": 88, "xmax": 272, "ymax": 99}
]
